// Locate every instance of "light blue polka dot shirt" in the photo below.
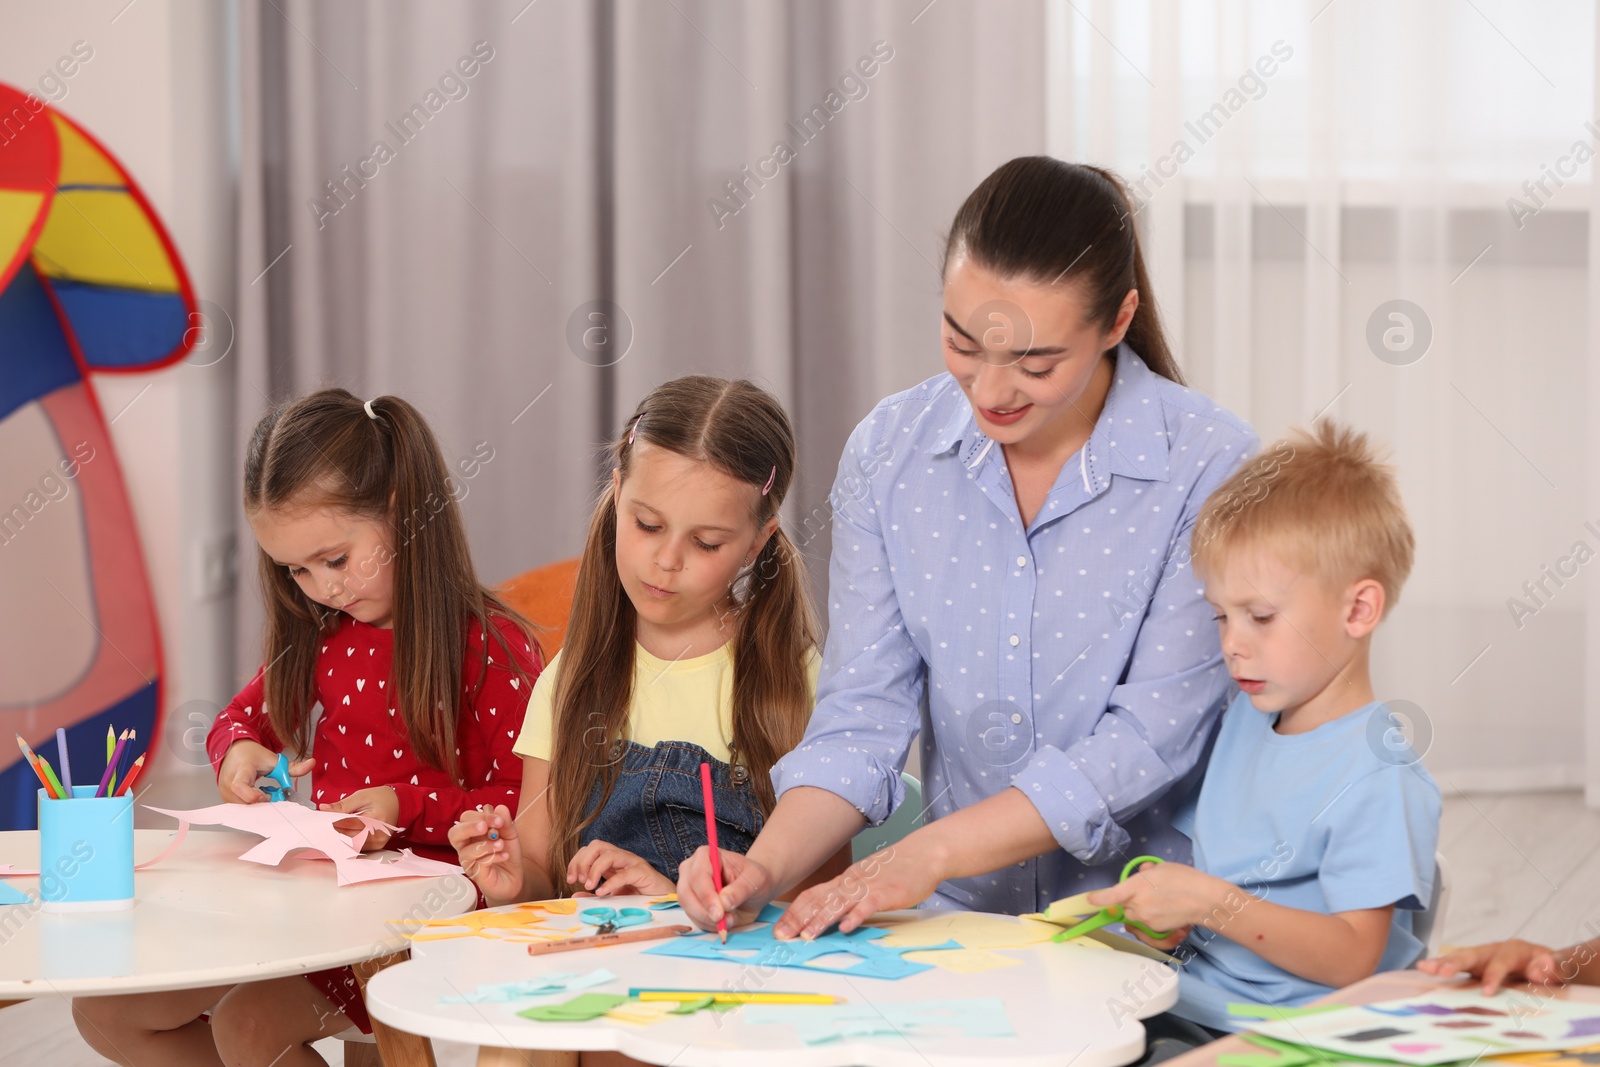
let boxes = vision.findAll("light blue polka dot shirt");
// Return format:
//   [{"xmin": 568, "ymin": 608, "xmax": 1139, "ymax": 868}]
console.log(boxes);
[{"xmin": 774, "ymin": 345, "xmax": 1258, "ymax": 915}]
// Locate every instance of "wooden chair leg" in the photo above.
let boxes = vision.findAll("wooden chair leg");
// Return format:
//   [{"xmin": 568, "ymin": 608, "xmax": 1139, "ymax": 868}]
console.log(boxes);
[
  {"xmin": 342, "ymin": 1043, "xmax": 383, "ymax": 1067},
  {"xmin": 476, "ymin": 1050, "xmax": 578, "ymax": 1067},
  {"xmin": 352, "ymin": 950, "xmax": 437, "ymax": 1067}
]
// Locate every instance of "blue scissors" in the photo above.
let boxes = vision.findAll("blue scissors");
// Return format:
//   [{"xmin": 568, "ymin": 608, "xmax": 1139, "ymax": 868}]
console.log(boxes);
[
  {"xmin": 1052, "ymin": 855, "xmax": 1177, "ymax": 942},
  {"xmin": 258, "ymin": 753, "xmax": 294, "ymax": 803},
  {"xmin": 579, "ymin": 906, "xmax": 651, "ymax": 936}
]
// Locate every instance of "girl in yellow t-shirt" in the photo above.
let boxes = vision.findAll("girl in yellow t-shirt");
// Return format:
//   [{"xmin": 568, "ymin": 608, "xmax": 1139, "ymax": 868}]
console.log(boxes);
[{"xmin": 451, "ymin": 376, "xmax": 848, "ymax": 905}]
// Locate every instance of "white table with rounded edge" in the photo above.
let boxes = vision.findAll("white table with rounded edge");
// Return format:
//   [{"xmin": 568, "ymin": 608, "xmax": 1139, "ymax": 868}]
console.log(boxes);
[
  {"xmin": 0, "ymin": 828, "xmax": 474, "ymax": 997},
  {"xmin": 364, "ymin": 894, "xmax": 1179, "ymax": 1067},
  {"xmin": 0, "ymin": 827, "xmax": 474, "ymax": 1066}
]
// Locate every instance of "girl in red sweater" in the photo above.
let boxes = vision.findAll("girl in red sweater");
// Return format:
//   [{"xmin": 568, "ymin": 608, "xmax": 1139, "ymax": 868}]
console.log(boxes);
[{"xmin": 73, "ymin": 389, "xmax": 540, "ymax": 1066}]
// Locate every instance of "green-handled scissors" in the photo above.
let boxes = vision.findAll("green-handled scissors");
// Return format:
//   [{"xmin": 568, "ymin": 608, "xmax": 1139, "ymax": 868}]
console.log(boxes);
[
  {"xmin": 1052, "ymin": 855, "xmax": 1177, "ymax": 942},
  {"xmin": 579, "ymin": 906, "xmax": 651, "ymax": 936}
]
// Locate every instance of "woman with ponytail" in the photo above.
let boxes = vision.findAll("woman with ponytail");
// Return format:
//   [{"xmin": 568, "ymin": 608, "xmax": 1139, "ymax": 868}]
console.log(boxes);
[
  {"xmin": 74, "ymin": 389, "xmax": 541, "ymax": 1064},
  {"xmin": 451, "ymin": 376, "xmax": 850, "ymax": 920},
  {"xmin": 678, "ymin": 157, "xmax": 1260, "ymax": 941}
]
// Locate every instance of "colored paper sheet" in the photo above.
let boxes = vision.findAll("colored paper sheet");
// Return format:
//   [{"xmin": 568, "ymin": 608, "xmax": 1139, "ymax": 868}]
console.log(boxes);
[
  {"xmin": 741, "ymin": 997, "xmax": 1015, "ymax": 1046},
  {"xmin": 517, "ymin": 993, "xmax": 631, "ymax": 1023},
  {"xmin": 644, "ymin": 919, "xmax": 962, "ymax": 980},
  {"xmin": 144, "ymin": 803, "xmax": 459, "ymax": 887},
  {"xmin": 605, "ymin": 1000, "xmax": 679, "ymax": 1026},
  {"xmin": 1228, "ymin": 1003, "xmax": 1349, "ymax": 1021},
  {"xmin": 401, "ymin": 901, "xmax": 572, "ymax": 943},
  {"xmin": 441, "ymin": 968, "xmax": 615, "ymax": 1004},
  {"xmin": 1248, "ymin": 990, "xmax": 1600, "ymax": 1065},
  {"xmin": 874, "ymin": 911, "xmax": 1062, "ymax": 950},
  {"xmin": 0, "ymin": 881, "xmax": 31, "ymax": 905}
]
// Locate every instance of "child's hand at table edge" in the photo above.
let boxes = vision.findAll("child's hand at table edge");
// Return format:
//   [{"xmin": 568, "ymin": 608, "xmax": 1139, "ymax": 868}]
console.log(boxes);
[
  {"xmin": 566, "ymin": 840, "xmax": 674, "ymax": 897},
  {"xmin": 771, "ymin": 839, "xmax": 947, "ymax": 942},
  {"xmin": 448, "ymin": 804, "xmax": 523, "ymax": 905},
  {"xmin": 677, "ymin": 845, "xmax": 771, "ymax": 933},
  {"xmin": 217, "ymin": 740, "xmax": 314, "ymax": 804},
  {"xmin": 1419, "ymin": 939, "xmax": 1562, "ymax": 995},
  {"xmin": 1087, "ymin": 860, "xmax": 1227, "ymax": 938},
  {"xmin": 319, "ymin": 786, "xmax": 399, "ymax": 851}
]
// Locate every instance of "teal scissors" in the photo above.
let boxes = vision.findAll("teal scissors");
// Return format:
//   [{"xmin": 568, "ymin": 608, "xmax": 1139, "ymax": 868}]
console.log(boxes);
[
  {"xmin": 1052, "ymin": 855, "xmax": 1177, "ymax": 942},
  {"xmin": 579, "ymin": 906, "xmax": 651, "ymax": 936}
]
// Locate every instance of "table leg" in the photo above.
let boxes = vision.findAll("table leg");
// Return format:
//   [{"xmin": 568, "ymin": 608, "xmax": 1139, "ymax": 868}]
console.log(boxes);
[
  {"xmin": 352, "ymin": 951, "xmax": 438, "ymax": 1067},
  {"xmin": 475, "ymin": 1050, "xmax": 577, "ymax": 1067}
]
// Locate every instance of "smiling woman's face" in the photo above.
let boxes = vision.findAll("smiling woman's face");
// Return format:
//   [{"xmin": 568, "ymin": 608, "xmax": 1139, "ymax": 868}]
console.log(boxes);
[{"xmin": 941, "ymin": 254, "xmax": 1135, "ymax": 447}]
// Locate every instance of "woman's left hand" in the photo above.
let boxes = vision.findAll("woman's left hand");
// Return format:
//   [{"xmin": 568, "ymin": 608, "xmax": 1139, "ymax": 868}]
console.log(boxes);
[
  {"xmin": 772, "ymin": 836, "xmax": 946, "ymax": 940},
  {"xmin": 1087, "ymin": 861, "xmax": 1224, "ymax": 935},
  {"xmin": 320, "ymin": 787, "xmax": 400, "ymax": 852}
]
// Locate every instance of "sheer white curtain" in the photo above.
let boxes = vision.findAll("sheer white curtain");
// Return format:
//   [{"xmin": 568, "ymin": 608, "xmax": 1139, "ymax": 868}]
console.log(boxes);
[{"xmin": 1046, "ymin": 0, "xmax": 1598, "ymax": 803}]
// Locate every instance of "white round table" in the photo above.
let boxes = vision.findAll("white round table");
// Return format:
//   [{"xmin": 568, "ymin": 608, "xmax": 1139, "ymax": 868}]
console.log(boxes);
[
  {"xmin": 365, "ymin": 895, "xmax": 1178, "ymax": 1067},
  {"xmin": 0, "ymin": 828, "xmax": 474, "ymax": 998}
]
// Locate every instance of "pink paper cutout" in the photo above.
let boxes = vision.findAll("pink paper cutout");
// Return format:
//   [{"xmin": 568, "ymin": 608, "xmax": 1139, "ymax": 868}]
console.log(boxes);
[
  {"xmin": 0, "ymin": 822, "xmax": 190, "ymax": 877},
  {"xmin": 144, "ymin": 803, "xmax": 460, "ymax": 886},
  {"xmin": 1393, "ymin": 1044, "xmax": 1443, "ymax": 1054}
]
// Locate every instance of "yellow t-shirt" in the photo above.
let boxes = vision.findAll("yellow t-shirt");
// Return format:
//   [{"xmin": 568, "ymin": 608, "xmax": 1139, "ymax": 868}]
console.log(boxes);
[{"xmin": 512, "ymin": 642, "xmax": 821, "ymax": 764}]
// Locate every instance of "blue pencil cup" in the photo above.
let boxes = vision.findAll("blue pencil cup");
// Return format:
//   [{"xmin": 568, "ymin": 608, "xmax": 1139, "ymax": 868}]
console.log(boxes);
[{"xmin": 37, "ymin": 787, "xmax": 134, "ymax": 912}]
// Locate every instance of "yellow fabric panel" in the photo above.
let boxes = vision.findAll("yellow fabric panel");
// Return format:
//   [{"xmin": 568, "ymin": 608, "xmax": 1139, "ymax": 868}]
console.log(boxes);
[
  {"xmin": 34, "ymin": 189, "xmax": 178, "ymax": 292},
  {"xmin": 0, "ymin": 189, "xmax": 47, "ymax": 270},
  {"xmin": 50, "ymin": 114, "xmax": 124, "ymax": 188}
]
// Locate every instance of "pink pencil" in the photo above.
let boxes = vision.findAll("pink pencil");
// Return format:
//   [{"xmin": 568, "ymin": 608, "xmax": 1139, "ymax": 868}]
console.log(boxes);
[{"xmin": 700, "ymin": 762, "xmax": 727, "ymax": 944}]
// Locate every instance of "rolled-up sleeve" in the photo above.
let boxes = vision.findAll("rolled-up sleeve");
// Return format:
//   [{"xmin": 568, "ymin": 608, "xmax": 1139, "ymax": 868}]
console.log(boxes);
[
  {"xmin": 773, "ymin": 416, "xmax": 918, "ymax": 825},
  {"xmin": 1010, "ymin": 427, "xmax": 1256, "ymax": 863}
]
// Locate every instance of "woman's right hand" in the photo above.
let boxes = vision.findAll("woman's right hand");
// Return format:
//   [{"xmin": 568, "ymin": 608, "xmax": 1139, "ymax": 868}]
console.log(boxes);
[
  {"xmin": 449, "ymin": 804, "xmax": 524, "ymax": 905},
  {"xmin": 676, "ymin": 845, "xmax": 773, "ymax": 932},
  {"xmin": 216, "ymin": 740, "xmax": 313, "ymax": 804}
]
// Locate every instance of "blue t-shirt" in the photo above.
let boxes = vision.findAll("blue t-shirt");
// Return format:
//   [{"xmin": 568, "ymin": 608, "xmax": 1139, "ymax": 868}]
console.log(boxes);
[{"xmin": 1169, "ymin": 692, "xmax": 1441, "ymax": 1031}]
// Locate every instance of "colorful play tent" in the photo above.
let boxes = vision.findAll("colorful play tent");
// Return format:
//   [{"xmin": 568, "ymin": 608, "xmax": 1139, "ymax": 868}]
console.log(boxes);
[{"xmin": 0, "ymin": 81, "xmax": 196, "ymax": 828}]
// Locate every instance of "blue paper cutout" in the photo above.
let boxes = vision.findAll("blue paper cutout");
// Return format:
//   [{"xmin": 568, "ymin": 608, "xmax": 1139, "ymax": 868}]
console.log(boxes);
[
  {"xmin": 441, "ymin": 967, "xmax": 615, "ymax": 1004},
  {"xmin": 643, "ymin": 915, "xmax": 961, "ymax": 980},
  {"xmin": 742, "ymin": 997, "xmax": 1015, "ymax": 1045},
  {"xmin": 0, "ymin": 881, "xmax": 31, "ymax": 905}
]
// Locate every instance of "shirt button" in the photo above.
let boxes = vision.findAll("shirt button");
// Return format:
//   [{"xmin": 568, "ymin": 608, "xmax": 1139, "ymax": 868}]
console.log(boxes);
[
  {"xmin": 1009, "ymin": 634, "xmax": 1020, "ymax": 647},
  {"xmin": 1010, "ymin": 712, "xmax": 1023, "ymax": 724},
  {"xmin": 1016, "ymin": 555, "xmax": 1027, "ymax": 567}
]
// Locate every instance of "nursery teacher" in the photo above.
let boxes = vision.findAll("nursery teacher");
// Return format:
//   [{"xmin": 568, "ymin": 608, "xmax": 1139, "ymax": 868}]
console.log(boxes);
[{"xmin": 679, "ymin": 156, "xmax": 1258, "ymax": 934}]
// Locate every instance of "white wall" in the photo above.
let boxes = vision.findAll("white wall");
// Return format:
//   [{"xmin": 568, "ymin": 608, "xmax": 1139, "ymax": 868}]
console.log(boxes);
[{"xmin": 0, "ymin": 0, "xmax": 236, "ymax": 812}]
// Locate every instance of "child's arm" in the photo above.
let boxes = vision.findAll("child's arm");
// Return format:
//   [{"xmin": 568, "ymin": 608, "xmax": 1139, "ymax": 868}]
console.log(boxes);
[
  {"xmin": 1421, "ymin": 936, "xmax": 1600, "ymax": 993},
  {"xmin": 450, "ymin": 754, "xmax": 557, "ymax": 906},
  {"xmin": 393, "ymin": 622, "xmax": 537, "ymax": 847},
  {"xmin": 206, "ymin": 668, "xmax": 314, "ymax": 802},
  {"xmin": 1089, "ymin": 861, "xmax": 1396, "ymax": 989}
]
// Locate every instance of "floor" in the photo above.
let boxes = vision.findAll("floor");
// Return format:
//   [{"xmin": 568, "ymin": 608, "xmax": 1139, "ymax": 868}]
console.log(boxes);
[{"xmin": 6, "ymin": 789, "xmax": 1600, "ymax": 1066}]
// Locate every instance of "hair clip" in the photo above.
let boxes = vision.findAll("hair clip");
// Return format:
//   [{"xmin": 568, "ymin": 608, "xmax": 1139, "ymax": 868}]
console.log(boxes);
[
  {"xmin": 628, "ymin": 412, "xmax": 646, "ymax": 445},
  {"xmin": 761, "ymin": 466, "xmax": 776, "ymax": 496},
  {"xmin": 363, "ymin": 399, "xmax": 380, "ymax": 421}
]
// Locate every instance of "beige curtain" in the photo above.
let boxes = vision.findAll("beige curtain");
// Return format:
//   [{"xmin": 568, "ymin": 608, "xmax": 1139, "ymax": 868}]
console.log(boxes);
[{"xmin": 229, "ymin": 0, "xmax": 1048, "ymax": 678}]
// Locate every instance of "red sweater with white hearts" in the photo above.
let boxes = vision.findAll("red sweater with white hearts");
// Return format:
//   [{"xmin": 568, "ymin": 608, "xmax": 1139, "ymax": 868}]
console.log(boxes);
[{"xmin": 206, "ymin": 613, "xmax": 540, "ymax": 862}]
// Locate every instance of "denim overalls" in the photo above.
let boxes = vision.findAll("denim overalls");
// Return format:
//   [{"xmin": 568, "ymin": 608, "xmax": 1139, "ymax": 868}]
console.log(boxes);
[{"xmin": 579, "ymin": 739, "xmax": 764, "ymax": 882}]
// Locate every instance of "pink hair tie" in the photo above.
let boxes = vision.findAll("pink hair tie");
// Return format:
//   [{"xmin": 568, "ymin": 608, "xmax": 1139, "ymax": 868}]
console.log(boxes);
[
  {"xmin": 761, "ymin": 466, "xmax": 776, "ymax": 496},
  {"xmin": 628, "ymin": 412, "xmax": 645, "ymax": 445}
]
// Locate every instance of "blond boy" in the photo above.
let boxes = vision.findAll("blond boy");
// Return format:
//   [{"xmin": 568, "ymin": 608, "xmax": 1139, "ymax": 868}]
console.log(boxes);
[{"xmin": 1092, "ymin": 420, "xmax": 1442, "ymax": 1034}]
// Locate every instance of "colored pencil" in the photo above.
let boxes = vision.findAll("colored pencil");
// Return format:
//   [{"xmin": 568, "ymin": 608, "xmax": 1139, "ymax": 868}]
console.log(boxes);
[
  {"xmin": 526, "ymin": 924, "xmax": 691, "ymax": 956},
  {"xmin": 700, "ymin": 762, "xmax": 727, "ymax": 943},
  {"xmin": 96, "ymin": 730, "xmax": 130, "ymax": 798},
  {"xmin": 629, "ymin": 989, "xmax": 843, "ymax": 1004},
  {"xmin": 114, "ymin": 754, "xmax": 147, "ymax": 797},
  {"xmin": 55, "ymin": 727, "xmax": 72, "ymax": 793},
  {"xmin": 15, "ymin": 735, "xmax": 59, "ymax": 798}
]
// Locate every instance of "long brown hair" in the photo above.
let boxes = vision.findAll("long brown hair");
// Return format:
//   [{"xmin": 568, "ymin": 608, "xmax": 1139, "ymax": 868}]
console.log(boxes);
[
  {"xmin": 546, "ymin": 376, "xmax": 820, "ymax": 882},
  {"xmin": 244, "ymin": 388, "xmax": 535, "ymax": 779},
  {"xmin": 943, "ymin": 155, "xmax": 1184, "ymax": 384}
]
